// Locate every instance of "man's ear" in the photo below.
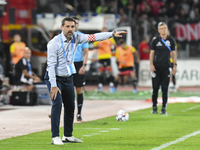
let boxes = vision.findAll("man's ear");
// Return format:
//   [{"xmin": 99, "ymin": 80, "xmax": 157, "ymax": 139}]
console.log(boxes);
[{"xmin": 60, "ymin": 26, "xmax": 63, "ymax": 30}]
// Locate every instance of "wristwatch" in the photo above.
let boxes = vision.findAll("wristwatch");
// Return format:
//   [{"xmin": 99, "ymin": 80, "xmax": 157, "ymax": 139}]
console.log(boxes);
[
  {"xmin": 83, "ymin": 64, "xmax": 87, "ymax": 66},
  {"xmin": 174, "ymin": 63, "xmax": 177, "ymax": 66}
]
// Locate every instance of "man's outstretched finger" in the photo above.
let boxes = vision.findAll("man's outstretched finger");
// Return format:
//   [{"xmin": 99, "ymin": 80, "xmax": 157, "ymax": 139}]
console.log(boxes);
[
  {"xmin": 117, "ymin": 31, "xmax": 127, "ymax": 35},
  {"xmin": 50, "ymin": 93, "xmax": 54, "ymax": 100},
  {"xmin": 58, "ymin": 89, "xmax": 62, "ymax": 94}
]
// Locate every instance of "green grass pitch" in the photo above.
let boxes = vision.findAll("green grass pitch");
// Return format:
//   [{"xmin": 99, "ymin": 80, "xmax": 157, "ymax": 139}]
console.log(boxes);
[{"xmin": 1, "ymin": 103, "xmax": 200, "ymax": 150}]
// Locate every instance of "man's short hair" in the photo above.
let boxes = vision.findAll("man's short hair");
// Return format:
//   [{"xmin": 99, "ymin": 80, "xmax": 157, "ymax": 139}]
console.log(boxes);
[
  {"xmin": 61, "ymin": 17, "xmax": 76, "ymax": 26},
  {"xmin": 25, "ymin": 47, "xmax": 31, "ymax": 51},
  {"xmin": 157, "ymin": 22, "xmax": 168, "ymax": 29}
]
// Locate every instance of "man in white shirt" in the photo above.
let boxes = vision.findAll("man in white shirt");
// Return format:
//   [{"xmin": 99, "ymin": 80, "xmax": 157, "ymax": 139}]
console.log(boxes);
[{"xmin": 44, "ymin": 17, "xmax": 126, "ymax": 145}]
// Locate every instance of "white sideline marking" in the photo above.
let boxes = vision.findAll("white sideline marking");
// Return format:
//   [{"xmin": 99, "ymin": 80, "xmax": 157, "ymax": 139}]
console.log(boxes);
[
  {"xmin": 83, "ymin": 135, "xmax": 92, "ymax": 137},
  {"xmin": 151, "ymin": 130, "xmax": 200, "ymax": 150},
  {"xmin": 182, "ymin": 105, "xmax": 200, "ymax": 112},
  {"xmin": 80, "ymin": 128, "xmax": 120, "ymax": 139},
  {"xmin": 91, "ymin": 133, "xmax": 99, "ymax": 135},
  {"xmin": 74, "ymin": 128, "xmax": 120, "ymax": 130},
  {"xmin": 99, "ymin": 130, "xmax": 109, "ymax": 132},
  {"xmin": 110, "ymin": 128, "xmax": 120, "ymax": 130}
]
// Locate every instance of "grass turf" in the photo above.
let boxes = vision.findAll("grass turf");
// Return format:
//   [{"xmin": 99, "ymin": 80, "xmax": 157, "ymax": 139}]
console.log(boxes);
[{"xmin": 1, "ymin": 103, "xmax": 200, "ymax": 150}]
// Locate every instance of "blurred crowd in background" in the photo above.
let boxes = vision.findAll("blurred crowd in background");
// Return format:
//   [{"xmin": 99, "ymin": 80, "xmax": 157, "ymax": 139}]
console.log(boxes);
[
  {"xmin": 38, "ymin": 0, "xmax": 200, "ymax": 21},
  {"xmin": 37, "ymin": 0, "xmax": 200, "ymax": 58}
]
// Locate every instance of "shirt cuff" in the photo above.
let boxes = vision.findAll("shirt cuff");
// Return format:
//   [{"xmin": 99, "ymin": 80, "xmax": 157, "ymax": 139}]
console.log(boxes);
[
  {"xmin": 50, "ymin": 79, "xmax": 57, "ymax": 87},
  {"xmin": 112, "ymin": 31, "xmax": 116, "ymax": 37}
]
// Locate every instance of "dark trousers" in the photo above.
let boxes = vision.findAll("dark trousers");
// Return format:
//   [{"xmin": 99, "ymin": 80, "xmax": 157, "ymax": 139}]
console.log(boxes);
[
  {"xmin": 152, "ymin": 66, "xmax": 171, "ymax": 108},
  {"xmin": 45, "ymin": 72, "xmax": 75, "ymax": 138}
]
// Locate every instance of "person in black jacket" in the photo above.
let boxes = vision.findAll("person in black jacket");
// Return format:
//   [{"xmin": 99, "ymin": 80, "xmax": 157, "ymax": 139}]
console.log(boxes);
[
  {"xmin": 15, "ymin": 47, "xmax": 41, "ymax": 91},
  {"xmin": 149, "ymin": 22, "xmax": 177, "ymax": 114}
]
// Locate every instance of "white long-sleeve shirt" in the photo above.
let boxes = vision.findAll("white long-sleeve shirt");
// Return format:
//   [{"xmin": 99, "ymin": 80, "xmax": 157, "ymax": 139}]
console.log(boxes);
[{"xmin": 47, "ymin": 31, "xmax": 113, "ymax": 87}]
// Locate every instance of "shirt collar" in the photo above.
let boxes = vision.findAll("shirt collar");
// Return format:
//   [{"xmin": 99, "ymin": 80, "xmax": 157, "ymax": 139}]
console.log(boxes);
[
  {"xmin": 24, "ymin": 57, "xmax": 30, "ymax": 62},
  {"xmin": 159, "ymin": 35, "xmax": 169, "ymax": 40}
]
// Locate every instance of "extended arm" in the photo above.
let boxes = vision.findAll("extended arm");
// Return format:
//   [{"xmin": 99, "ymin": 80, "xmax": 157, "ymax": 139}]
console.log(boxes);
[{"xmin": 78, "ymin": 31, "xmax": 127, "ymax": 43}]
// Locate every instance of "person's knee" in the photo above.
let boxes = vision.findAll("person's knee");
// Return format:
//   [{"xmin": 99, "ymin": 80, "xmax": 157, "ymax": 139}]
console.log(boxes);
[
  {"xmin": 52, "ymin": 97, "xmax": 62, "ymax": 108},
  {"xmin": 153, "ymin": 86, "xmax": 159, "ymax": 93},
  {"xmin": 76, "ymin": 87, "xmax": 83, "ymax": 94},
  {"xmin": 162, "ymin": 85, "xmax": 168, "ymax": 92},
  {"xmin": 153, "ymin": 89, "xmax": 158, "ymax": 94},
  {"xmin": 52, "ymin": 102, "xmax": 62, "ymax": 110},
  {"xmin": 115, "ymin": 75, "xmax": 119, "ymax": 81},
  {"xmin": 68, "ymin": 102, "xmax": 75, "ymax": 111},
  {"xmin": 98, "ymin": 75, "xmax": 104, "ymax": 83},
  {"xmin": 130, "ymin": 71, "xmax": 135, "ymax": 77}
]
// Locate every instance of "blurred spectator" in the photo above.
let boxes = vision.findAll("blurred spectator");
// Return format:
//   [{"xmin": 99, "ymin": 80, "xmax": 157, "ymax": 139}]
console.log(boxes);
[
  {"xmin": 190, "ymin": 1, "xmax": 200, "ymax": 19},
  {"xmin": 118, "ymin": 0, "xmax": 126, "ymax": 10},
  {"xmin": 178, "ymin": 8, "xmax": 189, "ymax": 20},
  {"xmin": 96, "ymin": 1, "xmax": 108, "ymax": 14},
  {"xmin": 10, "ymin": 34, "xmax": 26, "ymax": 65},
  {"xmin": 138, "ymin": 36, "xmax": 150, "ymax": 60},
  {"xmin": 194, "ymin": 1, "xmax": 200, "ymax": 18},
  {"xmin": 38, "ymin": 0, "xmax": 73, "ymax": 13},
  {"xmin": 177, "ymin": 0, "xmax": 191, "ymax": 16},
  {"xmin": 118, "ymin": 8, "xmax": 130, "ymax": 26},
  {"xmin": 14, "ymin": 47, "xmax": 41, "ymax": 91},
  {"xmin": 158, "ymin": 6, "xmax": 168, "ymax": 20},
  {"xmin": 166, "ymin": 2, "xmax": 177, "ymax": 18},
  {"xmin": 124, "ymin": 0, "xmax": 136, "ymax": 18},
  {"xmin": 49, "ymin": 0, "xmax": 69, "ymax": 14},
  {"xmin": 137, "ymin": 0, "xmax": 153, "ymax": 17},
  {"xmin": 106, "ymin": 0, "xmax": 117, "ymax": 14},
  {"xmin": 90, "ymin": 0, "xmax": 101, "ymax": 12},
  {"xmin": 77, "ymin": 0, "xmax": 87, "ymax": 13},
  {"xmin": 37, "ymin": 0, "xmax": 51, "ymax": 13},
  {"xmin": 148, "ymin": 0, "xmax": 165, "ymax": 17}
]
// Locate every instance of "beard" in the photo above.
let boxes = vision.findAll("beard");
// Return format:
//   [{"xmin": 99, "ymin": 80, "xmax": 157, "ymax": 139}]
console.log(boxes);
[{"xmin": 64, "ymin": 31, "xmax": 73, "ymax": 39}]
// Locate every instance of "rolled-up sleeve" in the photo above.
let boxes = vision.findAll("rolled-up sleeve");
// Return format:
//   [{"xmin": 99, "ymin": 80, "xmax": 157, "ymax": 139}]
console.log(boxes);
[
  {"xmin": 78, "ymin": 32, "xmax": 113, "ymax": 44},
  {"xmin": 82, "ymin": 42, "xmax": 89, "ymax": 49},
  {"xmin": 47, "ymin": 40, "xmax": 58, "ymax": 87}
]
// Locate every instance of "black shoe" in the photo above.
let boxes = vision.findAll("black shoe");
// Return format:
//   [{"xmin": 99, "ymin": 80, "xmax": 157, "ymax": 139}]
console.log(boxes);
[
  {"xmin": 160, "ymin": 107, "xmax": 167, "ymax": 114},
  {"xmin": 77, "ymin": 114, "xmax": 82, "ymax": 121},
  {"xmin": 151, "ymin": 106, "xmax": 157, "ymax": 114}
]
